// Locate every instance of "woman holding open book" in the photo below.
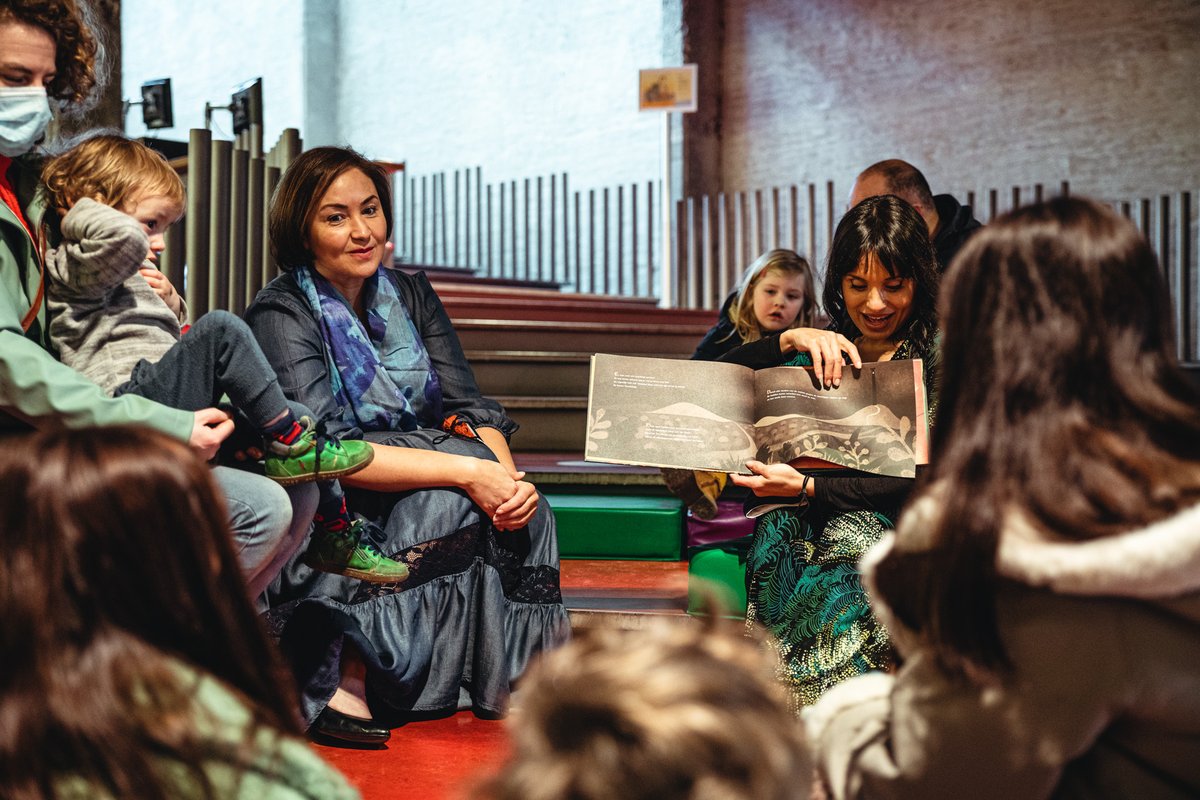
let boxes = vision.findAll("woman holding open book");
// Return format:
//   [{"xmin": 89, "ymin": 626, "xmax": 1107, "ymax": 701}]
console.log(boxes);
[{"xmin": 723, "ymin": 194, "xmax": 941, "ymax": 708}]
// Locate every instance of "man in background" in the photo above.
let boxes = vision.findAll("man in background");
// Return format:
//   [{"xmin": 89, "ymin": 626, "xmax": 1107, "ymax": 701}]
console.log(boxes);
[{"xmin": 848, "ymin": 159, "xmax": 983, "ymax": 268}]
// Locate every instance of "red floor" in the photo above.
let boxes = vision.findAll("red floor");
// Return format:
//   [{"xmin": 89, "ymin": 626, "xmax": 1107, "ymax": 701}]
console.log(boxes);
[
  {"xmin": 313, "ymin": 711, "xmax": 511, "ymax": 799},
  {"xmin": 314, "ymin": 560, "xmax": 689, "ymax": 798}
]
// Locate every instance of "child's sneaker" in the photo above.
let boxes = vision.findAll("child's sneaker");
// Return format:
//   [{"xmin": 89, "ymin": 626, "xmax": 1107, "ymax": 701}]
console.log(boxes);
[
  {"xmin": 303, "ymin": 518, "xmax": 409, "ymax": 583},
  {"xmin": 264, "ymin": 416, "xmax": 374, "ymax": 486}
]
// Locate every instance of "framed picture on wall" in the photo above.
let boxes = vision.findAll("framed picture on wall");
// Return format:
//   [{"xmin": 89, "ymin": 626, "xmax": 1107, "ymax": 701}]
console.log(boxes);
[{"xmin": 638, "ymin": 65, "xmax": 698, "ymax": 113}]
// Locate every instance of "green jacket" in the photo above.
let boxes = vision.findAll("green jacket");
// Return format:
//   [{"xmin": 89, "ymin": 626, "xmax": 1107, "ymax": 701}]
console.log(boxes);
[
  {"xmin": 53, "ymin": 663, "xmax": 362, "ymax": 800},
  {"xmin": 0, "ymin": 156, "xmax": 191, "ymax": 438}
]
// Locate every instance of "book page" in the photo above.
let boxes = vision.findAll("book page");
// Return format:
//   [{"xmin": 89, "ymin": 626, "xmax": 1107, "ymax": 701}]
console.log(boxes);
[
  {"xmin": 751, "ymin": 359, "xmax": 927, "ymax": 478},
  {"xmin": 584, "ymin": 354, "xmax": 758, "ymax": 472}
]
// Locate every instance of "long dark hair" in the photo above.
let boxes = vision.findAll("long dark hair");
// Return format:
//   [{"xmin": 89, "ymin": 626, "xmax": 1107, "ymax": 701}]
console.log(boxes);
[
  {"xmin": 823, "ymin": 194, "xmax": 939, "ymax": 358},
  {"xmin": 0, "ymin": 427, "xmax": 303, "ymax": 800},
  {"xmin": 874, "ymin": 197, "xmax": 1200, "ymax": 677}
]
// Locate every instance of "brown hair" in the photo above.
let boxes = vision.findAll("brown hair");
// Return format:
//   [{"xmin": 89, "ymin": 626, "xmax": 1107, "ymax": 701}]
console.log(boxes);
[
  {"xmin": 823, "ymin": 194, "xmax": 940, "ymax": 358},
  {"xmin": 0, "ymin": 0, "xmax": 98, "ymax": 105},
  {"xmin": 269, "ymin": 145, "xmax": 393, "ymax": 269},
  {"xmin": 728, "ymin": 248, "xmax": 818, "ymax": 343},
  {"xmin": 0, "ymin": 426, "xmax": 303, "ymax": 800},
  {"xmin": 41, "ymin": 132, "xmax": 184, "ymax": 212},
  {"xmin": 479, "ymin": 617, "xmax": 812, "ymax": 800},
  {"xmin": 874, "ymin": 196, "xmax": 1200, "ymax": 678}
]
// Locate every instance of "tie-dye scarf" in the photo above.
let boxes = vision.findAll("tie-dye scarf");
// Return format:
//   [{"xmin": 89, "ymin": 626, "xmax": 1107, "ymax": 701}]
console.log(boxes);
[{"xmin": 293, "ymin": 265, "xmax": 442, "ymax": 432}]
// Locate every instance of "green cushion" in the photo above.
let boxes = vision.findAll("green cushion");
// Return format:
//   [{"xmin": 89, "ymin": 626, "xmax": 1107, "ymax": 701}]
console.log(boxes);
[
  {"xmin": 687, "ymin": 544, "xmax": 749, "ymax": 617},
  {"xmin": 546, "ymin": 493, "xmax": 683, "ymax": 560}
]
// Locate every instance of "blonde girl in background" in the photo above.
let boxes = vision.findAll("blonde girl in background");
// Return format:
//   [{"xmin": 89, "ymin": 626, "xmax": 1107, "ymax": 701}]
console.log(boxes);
[
  {"xmin": 692, "ymin": 248, "xmax": 819, "ymax": 360},
  {"xmin": 667, "ymin": 249, "xmax": 819, "ymax": 519}
]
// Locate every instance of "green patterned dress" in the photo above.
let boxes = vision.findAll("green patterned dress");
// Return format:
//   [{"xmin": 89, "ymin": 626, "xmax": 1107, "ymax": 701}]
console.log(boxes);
[{"xmin": 746, "ymin": 339, "xmax": 937, "ymax": 709}]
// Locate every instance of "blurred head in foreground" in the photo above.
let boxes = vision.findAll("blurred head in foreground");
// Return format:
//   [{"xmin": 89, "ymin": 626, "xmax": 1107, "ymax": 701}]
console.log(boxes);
[{"xmin": 481, "ymin": 613, "xmax": 812, "ymax": 800}]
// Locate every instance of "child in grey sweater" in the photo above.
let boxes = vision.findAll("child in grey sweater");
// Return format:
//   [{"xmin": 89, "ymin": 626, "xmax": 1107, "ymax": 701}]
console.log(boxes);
[{"xmin": 42, "ymin": 134, "xmax": 406, "ymax": 584}]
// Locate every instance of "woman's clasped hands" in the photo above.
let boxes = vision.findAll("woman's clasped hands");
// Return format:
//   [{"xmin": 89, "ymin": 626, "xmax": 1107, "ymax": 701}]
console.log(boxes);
[{"xmin": 462, "ymin": 458, "xmax": 540, "ymax": 531}]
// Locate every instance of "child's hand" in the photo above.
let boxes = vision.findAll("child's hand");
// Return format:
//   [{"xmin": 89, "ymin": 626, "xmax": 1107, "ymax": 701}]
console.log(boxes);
[{"xmin": 140, "ymin": 266, "xmax": 184, "ymax": 319}]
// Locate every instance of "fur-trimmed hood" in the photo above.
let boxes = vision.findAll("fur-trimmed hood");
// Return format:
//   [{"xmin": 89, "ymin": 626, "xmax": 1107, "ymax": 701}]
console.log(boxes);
[
  {"xmin": 995, "ymin": 501, "xmax": 1200, "ymax": 599},
  {"xmin": 859, "ymin": 496, "xmax": 1200, "ymax": 655},
  {"xmin": 890, "ymin": 494, "xmax": 1200, "ymax": 599},
  {"xmin": 809, "ymin": 493, "xmax": 1200, "ymax": 800}
]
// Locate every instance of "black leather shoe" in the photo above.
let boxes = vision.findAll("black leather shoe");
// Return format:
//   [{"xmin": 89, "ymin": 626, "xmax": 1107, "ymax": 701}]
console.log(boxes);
[{"xmin": 310, "ymin": 706, "xmax": 391, "ymax": 747}]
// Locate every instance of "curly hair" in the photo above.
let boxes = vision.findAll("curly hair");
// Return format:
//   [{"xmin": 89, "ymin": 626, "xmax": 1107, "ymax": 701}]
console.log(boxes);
[
  {"xmin": 41, "ymin": 132, "xmax": 185, "ymax": 212},
  {"xmin": 480, "ymin": 617, "xmax": 812, "ymax": 800},
  {"xmin": 0, "ymin": 0, "xmax": 98, "ymax": 105}
]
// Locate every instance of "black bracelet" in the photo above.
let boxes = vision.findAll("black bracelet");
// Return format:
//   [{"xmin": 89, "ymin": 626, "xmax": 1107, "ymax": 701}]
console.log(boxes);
[{"xmin": 799, "ymin": 474, "xmax": 812, "ymax": 500}]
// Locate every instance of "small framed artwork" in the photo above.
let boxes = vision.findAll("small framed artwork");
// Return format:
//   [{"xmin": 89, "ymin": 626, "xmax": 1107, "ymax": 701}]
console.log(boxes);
[{"xmin": 638, "ymin": 65, "xmax": 698, "ymax": 113}]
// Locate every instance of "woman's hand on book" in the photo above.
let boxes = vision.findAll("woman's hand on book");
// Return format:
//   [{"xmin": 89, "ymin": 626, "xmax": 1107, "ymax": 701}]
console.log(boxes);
[
  {"xmin": 730, "ymin": 460, "xmax": 811, "ymax": 498},
  {"xmin": 779, "ymin": 328, "xmax": 862, "ymax": 388}
]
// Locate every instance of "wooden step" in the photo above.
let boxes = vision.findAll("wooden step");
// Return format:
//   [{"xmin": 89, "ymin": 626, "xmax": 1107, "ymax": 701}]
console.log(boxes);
[
  {"xmin": 467, "ymin": 350, "xmax": 691, "ymax": 397},
  {"xmin": 455, "ymin": 318, "xmax": 709, "ymax": 354},
  {"xmin": 467, "ymin": 351, "xmax": 592, "ymax": 396},
  {"xmin": 560, "ymin": 559, "xmax": 693, "ymax": 630},
  {"xmin": 514, "ymin": 452, "xmax": 664, "ymax": 488},
  {"xmin": 403, "ymin": 263, "xmax": 560, "ymax": 291},
  {"xmin": 503, "ymin": 396, "xmax": 587, "ymax": 452},
  {"xmin": 443, "ymin": 295, "xmax": 718, "ymax": 325},
  {"xmin": 434, "ymin": 282, "xmax": 655, "ymax": 303}
]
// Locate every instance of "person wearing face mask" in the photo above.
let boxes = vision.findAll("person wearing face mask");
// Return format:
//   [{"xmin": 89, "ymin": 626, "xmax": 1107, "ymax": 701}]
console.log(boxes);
[
  {"xmin": 0, "ymin": 0, "xmax": 316, "ymax": 603},
  {"xmin": 719, "ymin": 195, "xmax": 941, "ymax": 710}
]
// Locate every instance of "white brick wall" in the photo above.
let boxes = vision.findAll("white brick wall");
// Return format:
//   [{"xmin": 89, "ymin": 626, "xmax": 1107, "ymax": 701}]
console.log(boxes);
[
  {"xmin": 121, "ymin": 0, "xmax": 303, "ymax": 149},
  {"xmin": 123, "ymin": 0, "xmax": 667, "ymax": 191}
]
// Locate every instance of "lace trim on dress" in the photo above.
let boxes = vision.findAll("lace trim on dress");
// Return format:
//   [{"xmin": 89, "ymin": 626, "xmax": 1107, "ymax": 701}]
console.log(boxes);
[{"xmin": 350, "ymin": 522, "xmax": 563, "ymax": 605}]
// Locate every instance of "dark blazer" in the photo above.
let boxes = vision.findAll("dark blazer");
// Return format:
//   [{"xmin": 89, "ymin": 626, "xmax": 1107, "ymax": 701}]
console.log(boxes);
[{"xmin": 244, "ymin": 267, "xmax": 516, "ymax": 445}]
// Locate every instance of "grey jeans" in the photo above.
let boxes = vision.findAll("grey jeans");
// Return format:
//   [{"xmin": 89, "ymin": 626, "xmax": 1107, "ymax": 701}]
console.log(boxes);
[
  {"xmin": 214, "ymin": 465, "xmax": 318, "ymax": 601},
  {"xmin": 115, "ymin": 309, "xmax": 291, "ymax": 430}
]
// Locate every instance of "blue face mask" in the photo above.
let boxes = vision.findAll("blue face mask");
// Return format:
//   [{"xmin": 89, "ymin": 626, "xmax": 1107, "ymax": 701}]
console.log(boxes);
[{"xmin": 0, "ymin": 87, "xmax": 53, "ymax": 158}]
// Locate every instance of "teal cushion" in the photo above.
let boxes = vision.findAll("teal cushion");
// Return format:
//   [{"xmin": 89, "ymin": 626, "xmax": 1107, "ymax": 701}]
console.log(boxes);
[
  {"xmin": 546, "ymin": 493, "xmax": 683, "ymax": 560},
  {"xmin": 687, "ymin": 542, "xmax": 749, "ymax": 617}
]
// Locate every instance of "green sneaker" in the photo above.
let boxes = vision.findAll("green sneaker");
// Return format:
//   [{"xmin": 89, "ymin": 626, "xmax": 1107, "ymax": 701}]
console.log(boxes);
[
  {"xmin": 264, "ymin": 416, "xmax": 374, "ymax": 486},
  {"xmin": 303, "ymin": 518, "xmax": 410, "ymax": 583}
]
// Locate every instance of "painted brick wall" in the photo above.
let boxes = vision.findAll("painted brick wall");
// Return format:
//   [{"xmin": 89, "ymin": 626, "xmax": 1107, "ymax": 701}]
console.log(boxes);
[
  {"xmin": 122, "ymin": 1, "xmax": 666, "ymax": 192},
  {"xmin": 121, "ymin": 0, "xmax": 303, "ymax": 148},
  {"xmin": 335, "ymin": 0, "xmax": 666, "ymax": 189},
  {"xmin": 720, "ymin": 0, "xmax": 1200, "ymax": 203}
]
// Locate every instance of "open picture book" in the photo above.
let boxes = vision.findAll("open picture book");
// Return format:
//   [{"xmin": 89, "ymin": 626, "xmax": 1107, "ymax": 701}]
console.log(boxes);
[{"xmin": 584, "ymin": 353, "xmax": 929, "ymax": 477}]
